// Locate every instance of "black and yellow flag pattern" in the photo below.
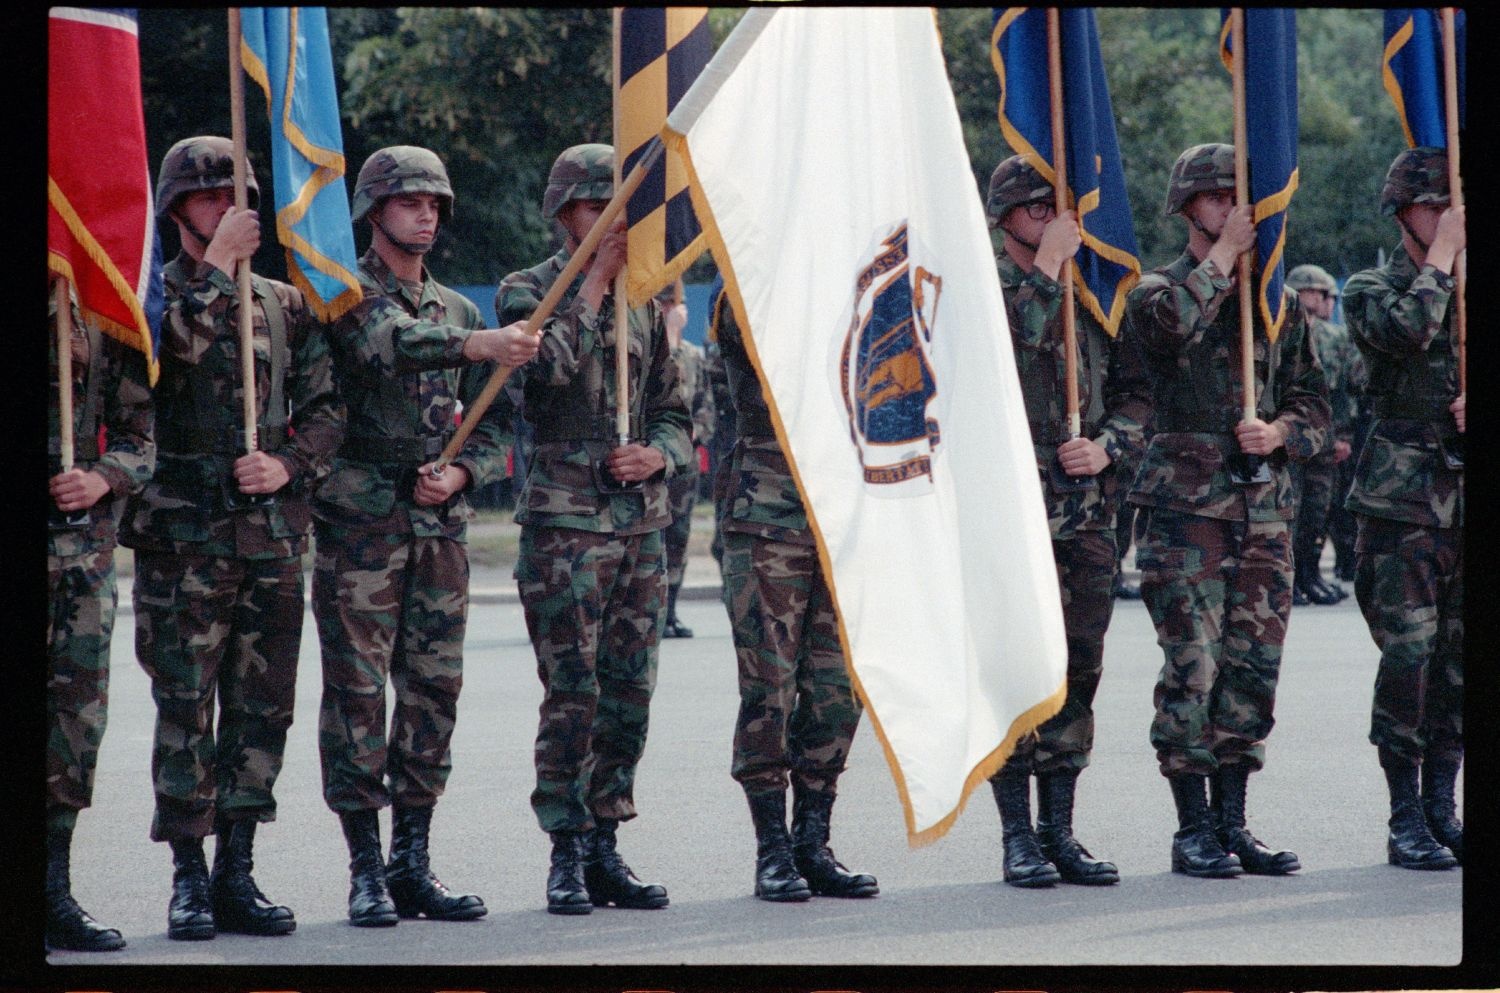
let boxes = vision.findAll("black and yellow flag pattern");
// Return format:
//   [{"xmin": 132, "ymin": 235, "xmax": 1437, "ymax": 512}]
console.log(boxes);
[{"xmin": 617, "ymin": 7, "xmax": 712, "ymax": 307}]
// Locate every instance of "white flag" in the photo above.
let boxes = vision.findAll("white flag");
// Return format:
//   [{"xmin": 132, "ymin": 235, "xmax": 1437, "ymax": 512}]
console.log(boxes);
[{"xmin": 666, "ymin": 8, "xmax": 1068, "ymax": 844}]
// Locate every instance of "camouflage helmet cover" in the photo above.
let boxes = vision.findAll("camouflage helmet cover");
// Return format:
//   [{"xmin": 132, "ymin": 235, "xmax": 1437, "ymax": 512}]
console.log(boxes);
[
  {"xmin": 1164, "ymin": 142, "xmax": 1235, "ymax": 216},
  {"xmin": 1380, "ymin": 146, "xmax": 1449, "ymax": 216},
  {"xmin": 986, "ymin": 155, "xmax": 1053, "ymax": 229},
  {"xmin": 543, "ymin": 143, "xmax": 615, "ymax": 219},
  {"xmin": 352, "ymin": 145, "xmax": 454, "ymax": 224},
  {"xmin": 155, "ymin": 135, "xmax": 259, "ymax": 218},
  {"xmin": 1285, "ymin": 263, "xmax": 1338, "ymax": 294}
]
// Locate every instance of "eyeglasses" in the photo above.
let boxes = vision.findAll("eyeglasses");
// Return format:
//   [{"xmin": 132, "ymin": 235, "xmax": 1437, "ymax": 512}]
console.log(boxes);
[{"xmin": 1024, "ymin": 200, "xmax": 1055, "ymax": 220}]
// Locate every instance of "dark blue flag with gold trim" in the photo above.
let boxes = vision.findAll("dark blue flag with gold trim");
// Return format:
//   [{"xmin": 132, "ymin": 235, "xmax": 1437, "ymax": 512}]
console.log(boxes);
[
  {"xmin": 618, "ymin": 7, "xmax": 712, "ymax": 308},
  {"xmin": 1383, "ymin": 8, "xmax": 1465, "ymax": 148},
  {"xmin": 991, "ymin": 7, "xmax": 1139, "ymax": 336},
  {"xmin": 1220, "ymin": 8, "xmax": 1297, "ymax": 340}
]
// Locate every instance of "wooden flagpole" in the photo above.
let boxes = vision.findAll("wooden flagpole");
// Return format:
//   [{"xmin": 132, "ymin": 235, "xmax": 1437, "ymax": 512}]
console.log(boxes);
[
  {"xmin": 1441, "ymin": 7, "xmax": 1465, "ymax": 395},
  {"xmin": 227, "ymin": 8, "xmax": 259, "ymax": 453},
  {"xmin": 1230, "ymin": 8, "xmax": 1257, "ymax": 424},
  {"xmin": 612, "ymin": 7, "xmax": 632, "ymax": 446},
  {"xmin": 54, "ymin": 277, "xmax": 75, "ymax": 472},
  {"xmin": 1047, "ymin": 8, "xmax": 1082, "ymax": 439}
]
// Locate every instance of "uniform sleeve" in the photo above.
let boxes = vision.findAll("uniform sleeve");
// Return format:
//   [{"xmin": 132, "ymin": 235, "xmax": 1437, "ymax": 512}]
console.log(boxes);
[
  {"xmin": 1094, "ymin": 320, "xmax": 1152, "ymax": 468},
  {"xmin": 1005, "ymin": 268, "xmax": 1065, "ymax": 351},
  {"xmin": 494, "ymin": 269, "xmax": 591, "ymax": 388},
  {"xmin": 1270, "ymin": 305, "xmax": 1331, "ymax": 462},
  {"xmin": 642, "ymin": 311, "xmax": 694, "ymax": 478},
  {"xmin": 1126, "ymin": 258, "xmax": 1234, "ymax": 357},
  {"xmin": 690, "ymin": 351, "xmax": 715, "ymax": 448},
  {"xmin": 161, "ymin": 260, "xmax": 239, "ymax": 365},
  {"xmin": 451, "ymin": 298, "xmax": 514, "ymax": 490},
  {"xmin": 94, "ymin": 337, "xmax": 156, "ymax": 498},
  {"xmin": 330, "ymin": 291, "xmax": 475, "ymax": 377},
  {"xmin": 275, "ymin": 287, "xmax": 345, "ymax": 488},
  {"xmin": 1342, "ymin": 264, "xmax": 1454, "ymax": 359}
]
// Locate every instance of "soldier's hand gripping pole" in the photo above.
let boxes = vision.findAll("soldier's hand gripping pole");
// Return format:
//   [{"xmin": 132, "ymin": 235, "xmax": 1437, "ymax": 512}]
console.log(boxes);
[
  {"xmin": 430, "ymin": 137, "xmax": 668, "ymax": 476},
  {"xmin": 1227, "ymin": 8, "xmax": 1270, "ymax": 485},
  {"xmin": 50, "ymin": 276, "xmax": 91, "ymax": 530}
]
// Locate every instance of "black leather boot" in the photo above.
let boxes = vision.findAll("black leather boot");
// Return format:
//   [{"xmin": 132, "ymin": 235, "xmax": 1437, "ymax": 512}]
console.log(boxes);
[
  {"xmin": 1382, "ymin": 750, "xmax": 1458, "ymax": 870},
  {"xmin": 340, "ymin": 810, "xmax": 398, "ymax": 926},
  {"xmin": 1422, "ymin": 750, "xmax": 1463, "ymax": 863},
  {"xmin": 791, "ymin": 785, "xmax": 878, "ymax": 898},
  {"xmin": 45, "ymin": 826, "xmax": 125, "ymax": 952},
  {"xmin": 746, "ymin": 790, "xmax": 811, "ymax": 902},
  {"xmin": 583, "ymin": 818, "xmax": 670, "ymax": 908},
  {"xmin": 990, "ymin": 773, "xmax": 1061, "ymax": 888},
  {"xmin": 1211, "ymin": 765, "xmax": 1299, "ymax": 874},
  {"xmin": 662, "ymin": 588, "xmax": 694, "ymax": 638},
  {"xmin": 1035, "ymin": 771, "xmax": 1118, "ymax": 885},
  {"xmin": 167, "ymin": 838, "xmax": 216, "ymax": 940},
  {"xmin": 1167, "ymin": 774, "xmax": 1241, "ymax": 878},
  {"xmin": 210, "ymin": 816, "xmax": 296, "ymax": 934},
  {"xmin": 1293, "ymin": 554, "xmax": 1337, "ymax": 606},
  {"xmin": 546, "ymin": 831, "xmax": 593, "ymax": 914},
  {"xmin": 387, "ymin": 804, "xmax": 487, "ymax": 920}
]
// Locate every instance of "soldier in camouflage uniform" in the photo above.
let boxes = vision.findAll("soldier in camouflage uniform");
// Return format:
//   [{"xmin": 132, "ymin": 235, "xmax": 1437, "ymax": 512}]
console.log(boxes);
[
  {"xmin": 660, "ymin": 279, "xmax": 714, "ymax": 638},
  {"xmin": 313, "ymin": 146, "xmax": 535, "ymax": 927},
  {"xmin": 123, "ymin": 136, "xmax": 344, "ymax": 939},
  {"xmin": 984, "ymin": 156, "xmax": 1151, "ymax": 888},
  {"xmin": 1342, "ymin": 148, "xmax": 1463, "ymax": 871},
  {"xmin": 1285, "ymin": 264, "xmax": 1362, "ymax": 606},
  {"xmin": 1126, "ymin": 143, "xmax": 1329, "ymax": 878},
  {"xmin": 46, "ymin": 281, "xmax": 155, "ymax": 952},
  {"xmin": 494, "ymin": 144, "xmax": 693, "ymax": 915},
  {"xmin": 703, "ymin": 284, "xmax": 737, "ymax": 576},
  {"xmin": 712, "ymin": 286, "xmax": 878, "ymax": 904}
]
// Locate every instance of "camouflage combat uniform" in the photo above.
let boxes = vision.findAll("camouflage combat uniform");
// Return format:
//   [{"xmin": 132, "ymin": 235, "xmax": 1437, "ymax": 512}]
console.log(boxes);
[
  {"xmin": 1293, "ymin": 310, "xmax": 1364, "ymax": 562},
  {"xmin": 703, "ymin": 307, "xmax": 737, "ymax": 573},
  {"xmin": 122, "ymin": 251, "xmax": 343, "ymax": 842},
  {"xmin": 48, "ymin": 293, "xmax": 155, "ymax": 833},
  {"xmin": 664, "ymin": 336, "xmax": 713, "ymax": 615},
  {"xmin": 312, "ymin": 247, "xmax": 508, "ymax": 814}
]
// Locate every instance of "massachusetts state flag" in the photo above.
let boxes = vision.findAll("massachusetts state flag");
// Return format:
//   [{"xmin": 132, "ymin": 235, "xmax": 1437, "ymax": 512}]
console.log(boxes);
[
  {"xmin": 241, "ymin": 7, "xmax": 362, "ymax": 322},
  {"xmin": 1383, "ymin": 8, "xmax": 1466, "ymax": 148},
  {"xmin": 667, "ymin": 8, "xmax": 1067, "ymax": 845},
  {"xmin": 616, "ymin": 7, "xmax": 712, "ymax": 307},
  {"xmin": 992, "ymin": 7, "xmax": 1140, "ymax": 335},
  {"xmin": 48, "ymin": 7, "xmax": 163, "ymax": 384},
  {"xmin": 1220, "ymin": 8, "xmax": 1298, "ymax": 340}
]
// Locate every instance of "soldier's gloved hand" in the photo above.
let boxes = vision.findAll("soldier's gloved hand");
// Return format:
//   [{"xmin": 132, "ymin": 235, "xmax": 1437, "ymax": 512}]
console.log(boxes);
[
  {"xmin": 48, "ymin": 467, "xmax": 110, "ymax": 512},
  {"xmin": 414, "ymin": 461, "xmax": 470, "ymax": 506},
  {"xmin": 606, "ymin": 443, "xmax": 666, "ymax": 483},
  {"xmin": 234, "ymin": 451, "xmax": 291, "ymax": 494},
  {"xmin": 1450, "ymin": 394, "xmax": 1464, "ymax": 434},
  {"xmin": 1035, "ymin": 209, "xmax": 1082, "ymax": 281},
  {"xmin": 203, "ymin": 205, "xmax": 262, "ymax": 276},
  {"xmin": 1233, "ymin": 416, "xmax": 1287, "ymax": 456},
  {"xmin": 1057, "ymin": 436, "xmax": 1111, "ymax": 477}
]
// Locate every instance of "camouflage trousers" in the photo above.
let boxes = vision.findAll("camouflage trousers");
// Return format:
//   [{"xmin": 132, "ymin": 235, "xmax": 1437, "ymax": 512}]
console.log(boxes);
[
  {"xmin": 312, "ymin": 523, "xmax": 468, "ymax": 812},
  {"xmin": 1328, "ymin": 454, "xmax": 1359, "ymax": 572},
  {"xmin": 721, "ymin": 531, "xmax": 860, "ymax": 795},
  {"xmin": 665, "ymin": 471, "xmax": 698, "ymax": 597},
  {"xmin": 133, "ymin": 550, "xmax": 302, "ymax": 841},
  {"xmin": 1353, "ymin": 516, "xmax": 1463, "ymax": 763},
  {"xmin": 999, "ymin": 529, "xmax": 1116, "ymax": 776},
  {"xmin": 1136, "ymin": 509, "xmax": 1292, "ymax": 777},
  {"xmin": 47, "ymin": 547, "xmax": 118, "ymax": 832},
  {"xmin": 1290, "ymin": 450, "xmax": 1337, "ymax": 561},
  {"xmin": 517, "ymin": 526, "xmax": 663, "ymax": 833}
]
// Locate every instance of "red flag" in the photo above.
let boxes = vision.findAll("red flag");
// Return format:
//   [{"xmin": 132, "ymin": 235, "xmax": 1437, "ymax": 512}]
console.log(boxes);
[{"xmin": 48, "ymin": 7, "xmax": 163, "ymax": 383}]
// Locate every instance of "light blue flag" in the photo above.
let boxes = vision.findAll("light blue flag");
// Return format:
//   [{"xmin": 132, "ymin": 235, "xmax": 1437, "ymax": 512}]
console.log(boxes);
[
  {"xmin": 1383, "ymin": 8, "xmax": 1465, "ymax": 148},
  {"xmin": 241, "ymin": 7, "xmax": 361, "ymax": 321},
  {"xmin": 992, "ymin": 7, "xmax": 1140, "ymax": 336}
]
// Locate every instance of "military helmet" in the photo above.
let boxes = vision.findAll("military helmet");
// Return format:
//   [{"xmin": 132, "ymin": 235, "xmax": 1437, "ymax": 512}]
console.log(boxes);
[
  {"xmin": 1163, "ymin": 142, "xmax": 1235, "ymax": 216},
  {"xmin": 155, "ymin": 135, "xmax": 258, "ymax": 219},
  {"xmin": 1286, "ymin": 264, "xmax": 1338, "ymax": 294},
  {"xmin": 986, "ymin": 155, "xmax": 1053, "ymax": 229},
  {"xmin": 1379, "ymin": 146, "xmax": 1449, "ymax": 216},
  {"xmin": 542, "ymin": 144, "xmax": 614, "ymax": 219},
  {"xmin": 352, "ymin": 146, "xmax": 454, "ymax": 225}
]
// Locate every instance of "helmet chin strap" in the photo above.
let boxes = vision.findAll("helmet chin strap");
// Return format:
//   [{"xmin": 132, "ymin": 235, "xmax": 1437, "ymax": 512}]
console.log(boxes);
[
  {"xmin": 171, "ymin": 210, "xmax": 216, "ymax": 253},
  {"xmin": 1397, "ymin": 215, "xmax": 1431, "ymax": 255},
  {"xmin": 999, "ymin": 217, "xmax": 1040, "ymax": 255},
  {"xmin": 373, "ymin": 214, "xmax": 435, "ymax": 257}
]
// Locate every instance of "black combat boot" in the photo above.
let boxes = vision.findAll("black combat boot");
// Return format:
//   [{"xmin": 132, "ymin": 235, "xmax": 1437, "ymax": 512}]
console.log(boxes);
[
  {"xmin": 745, "ymin": 790, "xmax": 811, "ymax": 902},
  {"xmin": 340, "ymin": 810, "xmax": 398, "ymax": 926},
  {"xmin": 990, "ymin": 772, "xmax": 1061, "ymax": 888},
  {"xmin": 167, "ymin": 837, "xmax": 216, "ymax": 940},
  {"xmin": 1035, "ymin": 770, "xmax": 1118, "ymax": 885},
  {"xmin": 1422, "ymin": 749, "xmax": 1463, "ymax": 863},
  {"xmin": 209, "ymin": 816, "xmax": 296, "ymax": 934},
  {"xmin": 790, "ymin": 785, "xmax": 878, "ymax": 898},
  {"xmin": 1381, "ymin": 750, "xmax": 1458, "ymax": 870},
  {"xmin": 1112, "ymin": 574, "xmax": 1141, "ymax": 600},
  {"xmin": 1167, "ymin": 774, "xmax": 1242, "ymax": 878},
  {"xmin": 1211, "ymin": 765, "xmax": 1299, "ymax": 875},
  {"xmin": 387, "ymin": 804, "xmax": 487, "ymax": 920},
  {"xmin": 45, "ymin": 825, "xmax": 125, "ymax": 952},
  {"xmin": 1293, "ymin": 552, "xmax": 1337, "ymax": 606},
  {"xmin": 662, "ymin": 588, "xmax": 694, "ymax": 638},
  {"xmin": 546, "ymin": 830, "xmax": 593, "ymax": 915},
  {"xmin": 583, "ymin": 818, "xmax": 670, "ymax": 908}
]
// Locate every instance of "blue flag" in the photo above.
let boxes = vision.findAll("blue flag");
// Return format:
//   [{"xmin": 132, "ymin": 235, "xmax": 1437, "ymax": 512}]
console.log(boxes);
[
  {"xmin": 1220, "ymin": 8, "xmax": 1297, "ymax": 341},
  {"xmin": 1383, "ymin": 9, "xmax": 1466, "ymax": 148},
  {"xmin": 991, "ymin": 7, "xmax": 1140, "ymax": 336},
  {"xmin": 241, "ymin": 7, "xmax": 362, "ymax": 322}
]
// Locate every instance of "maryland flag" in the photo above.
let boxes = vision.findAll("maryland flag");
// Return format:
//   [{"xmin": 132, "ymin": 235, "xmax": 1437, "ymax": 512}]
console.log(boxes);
[
  {"xmin": 991, "ymin": 7, "xmax": 1140, "ymax": 335},
  {"xmin": 1383, "ymin": 8, "xmax": 1466, "ymax": 148},
  {"xmin": 616, "ymin": 7, "xmax": 712, "ymax": 307},
  {"xmin": 1220, "ymin": 8, "xmax": 1298, "ymax": 340},
  {"xmin": 241, "ymin": 7, "xmax": 362, "ymax": 322},
  {"xmin": 48, "ymin": 7, "xmax": 163, "ymax": 383}
]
